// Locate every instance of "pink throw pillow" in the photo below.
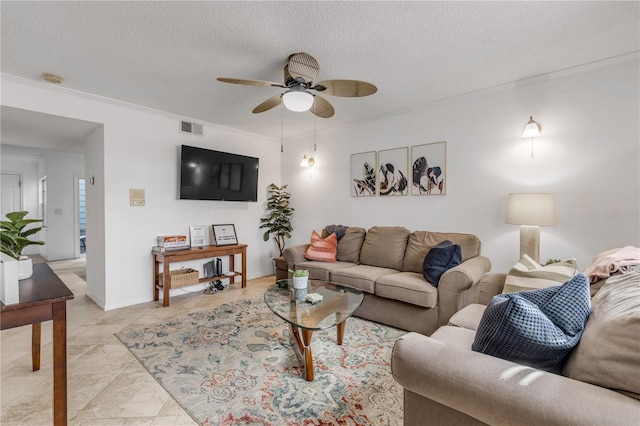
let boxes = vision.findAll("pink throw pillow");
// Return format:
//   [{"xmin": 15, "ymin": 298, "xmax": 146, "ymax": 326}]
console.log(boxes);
[{"xmin": 304, "ymin": 231, "xmax": 338, "ymax": 262}]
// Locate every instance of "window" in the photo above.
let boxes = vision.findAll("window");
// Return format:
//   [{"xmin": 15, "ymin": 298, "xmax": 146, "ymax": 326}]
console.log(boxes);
[{"xmin": 39, "ymin": 176, "xmax": 47, "ymax": 228}]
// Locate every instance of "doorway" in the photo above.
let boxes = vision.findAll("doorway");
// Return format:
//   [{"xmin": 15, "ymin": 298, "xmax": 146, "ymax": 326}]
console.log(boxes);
[{"xmin": 1, "ymin": 172, "xmax": 23, "ymax": 216}]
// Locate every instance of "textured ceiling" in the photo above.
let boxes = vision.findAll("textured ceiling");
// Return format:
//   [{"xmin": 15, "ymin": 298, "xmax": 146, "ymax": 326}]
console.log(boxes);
[{"xmin": 1, "ymin": 1, "xmax": 639, "ymax": 148}]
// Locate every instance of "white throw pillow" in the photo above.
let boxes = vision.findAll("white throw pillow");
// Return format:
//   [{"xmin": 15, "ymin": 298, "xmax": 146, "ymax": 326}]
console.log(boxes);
[{"xmin": 503, "ymin": 254, "xmax": 577, "ymax": 293}]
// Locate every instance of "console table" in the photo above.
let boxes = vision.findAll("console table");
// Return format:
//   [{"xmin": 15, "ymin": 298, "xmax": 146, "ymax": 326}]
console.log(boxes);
[
  {"xmin": 0, "ymin": 263, "xmax": 74, "ymax": 426},
  {"xmin": 152, "ymin": 244, "xmax": 247, "ymax": 307}
]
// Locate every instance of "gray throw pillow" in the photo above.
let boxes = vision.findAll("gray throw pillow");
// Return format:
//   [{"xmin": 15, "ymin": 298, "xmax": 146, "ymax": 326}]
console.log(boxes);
[
  {"xmin": 472, "ymin": 273, "xmax": 591, "ymax": 373},
  {"xmin": 322, "ymin": 224, "xmax": 348, "ymax": 240},
  {"xmin": 422, "ymin": 240, "xmax": 461, "ymax": 286}
]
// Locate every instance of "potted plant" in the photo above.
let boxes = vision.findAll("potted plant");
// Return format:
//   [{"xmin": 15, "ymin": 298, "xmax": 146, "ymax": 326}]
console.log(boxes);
[
  {"xmin": 259, "ymin": 183, "xmax": 294, "ymax": 257},
  {"xmin": 0, "ymin": 211, "xmax": 45, "ymax": 280},
  {"xmin": 289, "ymin": 268, "xmax": 309, "ymax": 289}
]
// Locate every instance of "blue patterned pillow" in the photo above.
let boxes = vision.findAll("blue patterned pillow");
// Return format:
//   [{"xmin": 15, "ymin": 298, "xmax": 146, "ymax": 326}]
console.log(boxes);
[
  {"xmin": 422, "ymin": 240, "xmax": 462, "ymax": 286},
  {"xmin": 472, "ymin": 273, "xmax": 591, "ymax": 372}
]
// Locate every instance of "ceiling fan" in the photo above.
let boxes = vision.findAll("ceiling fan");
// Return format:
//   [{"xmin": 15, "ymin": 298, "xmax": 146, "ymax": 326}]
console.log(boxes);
[{"xmin": 217, "ymin": 52, "xmax": 377, "ymax": 118}]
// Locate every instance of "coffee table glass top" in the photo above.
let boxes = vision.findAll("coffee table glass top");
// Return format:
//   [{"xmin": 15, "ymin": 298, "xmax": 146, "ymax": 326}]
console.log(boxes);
[{"xmin": 264, "ymin": 279, "xmax": 364, "ymax": 331}]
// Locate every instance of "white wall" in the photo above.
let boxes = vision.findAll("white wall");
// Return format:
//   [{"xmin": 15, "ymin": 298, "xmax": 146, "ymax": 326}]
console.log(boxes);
[
  {"xmin": 281, "ymin": 57, "xmax": 640, "ymax": 273},
  {"xmin": 84, "ymin": 125, "xmax": 106, "ymax": 307},
  {"xmin": 2, "ymin": 77, "xmax": 281, "ymax": 310},
  {"xmin": 2, "ymin": 56, "xmax": 637, "ymax": 309},
  {"xmin": 40, "ymin": 153, "xmax": 85, "ymax": 261}
]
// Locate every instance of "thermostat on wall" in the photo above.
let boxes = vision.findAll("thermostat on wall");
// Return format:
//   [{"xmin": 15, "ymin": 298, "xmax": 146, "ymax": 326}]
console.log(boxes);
[{"xmin": 129, "ymin": 189, "xmax": 145, "ymax": 206}]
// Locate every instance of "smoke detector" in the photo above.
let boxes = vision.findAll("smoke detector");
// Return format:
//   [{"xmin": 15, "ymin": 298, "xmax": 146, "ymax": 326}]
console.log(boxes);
[{"xmin": 42, "ymin": 73, "xmax": 63, "ymax": 84}]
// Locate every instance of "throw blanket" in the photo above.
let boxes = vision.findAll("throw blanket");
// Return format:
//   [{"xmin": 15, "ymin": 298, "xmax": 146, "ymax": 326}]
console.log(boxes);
[
  {"xmin": 583, "ymin": 246, "xmax": 640, "ymax": 283},
  {"xmin": 323, "ymin": 224, "xmax": 349, "ymax": 240}
]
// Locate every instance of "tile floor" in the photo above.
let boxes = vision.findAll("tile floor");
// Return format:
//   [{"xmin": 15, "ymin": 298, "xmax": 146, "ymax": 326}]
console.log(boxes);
[{"xmin": 1, "ymin": 257, "xmax": 274, "ymax": 425}]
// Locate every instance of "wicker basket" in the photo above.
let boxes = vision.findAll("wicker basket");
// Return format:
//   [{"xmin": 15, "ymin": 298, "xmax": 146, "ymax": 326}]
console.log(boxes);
[{"xmin": 160, "ymin": 268, "xmax": 199, "ymax": 289}]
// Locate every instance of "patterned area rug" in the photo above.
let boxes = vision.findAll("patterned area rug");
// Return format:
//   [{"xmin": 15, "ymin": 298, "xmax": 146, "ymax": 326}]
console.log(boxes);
[{"xmin": 115, "ymin": 297, "xmax": 406, "ymax": 425}]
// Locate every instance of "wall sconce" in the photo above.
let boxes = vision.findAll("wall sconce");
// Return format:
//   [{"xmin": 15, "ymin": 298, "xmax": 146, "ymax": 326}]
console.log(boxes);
[
  {"xmin": 300, "ymin": 155, "xmax": 315, "ymax": 168},
  {"xmin": 506, "ymin": 193, "xmax": 557, "ymax": 263},
  {"xmin": 521, "ymin": 116, "xmax": 541, "ymax": 158}
]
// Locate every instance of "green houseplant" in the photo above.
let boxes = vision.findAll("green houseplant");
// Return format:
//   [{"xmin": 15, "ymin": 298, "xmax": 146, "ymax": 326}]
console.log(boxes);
[
  {"xmin": 0, "ymin": 211, "xmax": 44, "ymax": 279},
  {"xmin": 289, "ymin": 269, "xmax": 309, "ymax": 278},
  {"xmin": 260, "ymin": 183, "xmax": 294, "ymax": 257}
]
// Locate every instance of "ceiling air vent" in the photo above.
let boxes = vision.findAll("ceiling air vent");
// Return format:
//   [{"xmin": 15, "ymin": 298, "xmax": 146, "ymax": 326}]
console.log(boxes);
[{"xmin": 180, "ymin": 120, "xmax": 203, "ymax": 136}]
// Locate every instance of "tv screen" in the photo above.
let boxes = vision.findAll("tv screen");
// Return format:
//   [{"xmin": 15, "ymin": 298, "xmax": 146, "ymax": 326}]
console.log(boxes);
[{"xmin": 179, "ymin": 145, "xmax": 259, "ymax": 202}]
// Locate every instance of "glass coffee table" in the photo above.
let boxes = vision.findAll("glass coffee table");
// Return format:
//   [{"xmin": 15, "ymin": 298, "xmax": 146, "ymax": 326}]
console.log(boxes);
[{"xmin": 264, "ymin": 279, "xmax": 364, "ymax": 381}]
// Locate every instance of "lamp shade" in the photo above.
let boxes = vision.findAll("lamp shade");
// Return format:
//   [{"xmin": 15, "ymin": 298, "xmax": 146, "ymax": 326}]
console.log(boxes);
[
  {"xmin": 282, "ymin": 90, "xmax": 314, "ymax": 112},
  {"xmin": 521, "ymin": 116, "xmax": 541, "ymax": 138},
  {"xmin": 506, "ymin": 193, "xmax": 557, "ymax": 226},
  {"xmin": 300, "ymin": 155, "xmax": 314, "ymax": 168}
]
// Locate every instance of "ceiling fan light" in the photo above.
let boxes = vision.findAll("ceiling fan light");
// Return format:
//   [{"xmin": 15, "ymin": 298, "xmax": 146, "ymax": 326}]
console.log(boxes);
[{"xmin": 282, "ymin": 90, "xmax": 314, "ymax": 112}]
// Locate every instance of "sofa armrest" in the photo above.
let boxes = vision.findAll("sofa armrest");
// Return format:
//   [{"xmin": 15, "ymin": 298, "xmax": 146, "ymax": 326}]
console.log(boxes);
[
  {"xmin": 476, "ymin": 272, "xmax": 507, "ymax": 305},
  {"xmin": 437, "ymin": 256, "xmax": 491, "ymax": 325},
  {"xmin": 282, "ymin": 244, "xmax": 310, "ymax": 269},
  {"xmin": 392, "ymin": 332, "xmax": 640, "ymax": 426}
]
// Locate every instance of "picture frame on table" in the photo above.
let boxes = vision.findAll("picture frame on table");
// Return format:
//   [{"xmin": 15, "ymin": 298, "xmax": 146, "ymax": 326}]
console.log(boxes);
[
  {"xmin": 212, "ymin": 224, "xmax": 238, "ymax": 246},
  {"xmin": 189, "ymin": 225, "xmax": 208, "ymax": 247},
  {"xmin": 411, "ymin": 141, "xmax": 447, "ymax": 195},
  {"xmin": 378, "ymin": 147, "xmax": 409, "ymax": 196}
]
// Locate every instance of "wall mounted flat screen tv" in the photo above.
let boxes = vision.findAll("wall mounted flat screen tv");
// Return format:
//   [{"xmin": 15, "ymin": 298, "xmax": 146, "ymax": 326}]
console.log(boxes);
[{"xmin": 179, "ymin": 145, "xmax": 259, "ymax": 202}]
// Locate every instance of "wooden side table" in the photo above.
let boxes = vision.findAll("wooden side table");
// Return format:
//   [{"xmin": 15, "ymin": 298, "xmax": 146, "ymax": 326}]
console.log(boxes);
[
  {"xmin": 152, "ymin": 244, "xmax": 247, "ymax": 307},
  {"xmin": 0, "ymin": 263, "xmax": 75, "ymax": 426}
]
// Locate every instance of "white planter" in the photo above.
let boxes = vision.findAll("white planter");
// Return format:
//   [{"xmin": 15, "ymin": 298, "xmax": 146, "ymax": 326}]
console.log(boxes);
[
  {"xmin": 18, "ymin": 256, "xmax": 33, "ymax": 280},
  {"xmin": 293, "ymin": 276, "xmax": 308, "ymax": 289}
]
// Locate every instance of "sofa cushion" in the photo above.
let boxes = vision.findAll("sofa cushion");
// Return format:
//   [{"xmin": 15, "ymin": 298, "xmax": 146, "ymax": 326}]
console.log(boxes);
[
  {"xmin": 502, "ymin": 254, "xmax": 577, "ymax": 293},
  {"xmin": 359, "ymin": 226, "xmax": 410, "ymax": 270},
  {"xmin": 448, "ymin": 303, "xmax": 486, "ymax": 330},
  {"xmin": 376, "ymin": 272, "xmax": 438, "ymax": 308},
  {"xmin": 304, "ymin": 230, "xmax": 337, "ymax": 262},
  {"xmin": 403, "ymin": 231, "xmax": 481, "ymax": 273},
  {"xmin": 431, "ymin": 325, "xmax": 477, "ymax": 351},
  {"xmin": 336, "ymin": 227, "xmax": 366, "ymax": 263},
  {"xmin": 472, "ymin": 273, "xmax": 591, "ymax": 373},
  {"xmin": 422, "ymin": 240, "xmax": 461, "ymax": 286},
  {"xmin": 563, "ymin": 272, "xmax": 640, "ymax": 400},
  {"xmin": 330, "ymin": 264, "xmax": 399, "ymax": 294}
]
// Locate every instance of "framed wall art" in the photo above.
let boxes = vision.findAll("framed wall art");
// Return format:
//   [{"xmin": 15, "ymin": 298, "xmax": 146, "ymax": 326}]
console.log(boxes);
[
  {"xmin": 378, "ymin": 147, "xmax": 409, "ymax": 196},
  {"xmin": 351, "ymin": 151, "xmax": 377, "ymax": 197},
  {"xmin": 212, "ymin": 224, "xmax": 238, "ymax": 246},
  {"xmin": 411, "ymin": 141, "xmax": 447, "ymax": 195}
]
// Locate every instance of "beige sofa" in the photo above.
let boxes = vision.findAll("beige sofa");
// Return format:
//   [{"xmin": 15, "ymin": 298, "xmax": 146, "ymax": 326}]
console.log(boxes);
[
  {"xmin": 392, "ymin": 271, "xmax": 640, "ymax": 426},
  {"xmin": 282, "ymin": 226, "xmax": 491, "ymax": 335}
]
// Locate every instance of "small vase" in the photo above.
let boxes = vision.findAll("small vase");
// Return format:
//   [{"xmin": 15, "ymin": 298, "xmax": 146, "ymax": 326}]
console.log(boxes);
[
  {"xmin": 293, "ymin": 276, "xmax": 308, "ymax": 289},
  {"xmin": 294, "ymin": 287, "xmax": 307, "ymax": 302},
  {"xmin": 18, "ymin": 256, "xmax": 33, "ymax": 280}
]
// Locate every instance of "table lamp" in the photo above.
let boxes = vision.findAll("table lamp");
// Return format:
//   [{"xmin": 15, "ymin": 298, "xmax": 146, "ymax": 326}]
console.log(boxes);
[{"xmin": 506, "ymin": 193, "xmax": 557, "ymax": 263}]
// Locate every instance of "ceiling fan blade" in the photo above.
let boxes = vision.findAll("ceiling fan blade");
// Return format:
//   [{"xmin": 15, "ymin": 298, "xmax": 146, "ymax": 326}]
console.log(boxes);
[
  {"xmin": 217, "ymin": 77, "xmax": 284, "ymax": 88},
  {"xmin": 310, "ymin": 95, "xmax": 334, "ymax": 118},
  {"xmin": 314, "ymin": 79, "xmax": 377, "ymax": 97},
  {"xmin": 252, "ymin": 94, "xmax": 282, "ymax": 114}
]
